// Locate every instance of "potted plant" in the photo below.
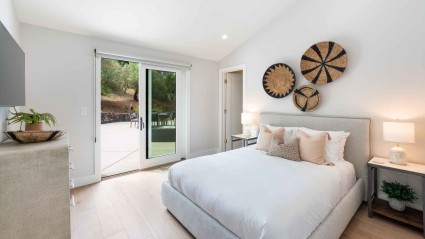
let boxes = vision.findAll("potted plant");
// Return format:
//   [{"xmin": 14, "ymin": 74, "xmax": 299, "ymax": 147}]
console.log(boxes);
[
  {"xmin": 7, "ymin": 107, "xmax": 57, "ymax": 131},
  {"xmin": 381, "ymin": 180, "xmax": 417, "ymax": 212}
]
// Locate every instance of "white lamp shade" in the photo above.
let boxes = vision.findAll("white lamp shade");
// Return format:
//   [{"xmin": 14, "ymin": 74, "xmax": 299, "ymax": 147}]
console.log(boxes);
[
  {"xmin": 383, "ymin": 122, "xmax": 415, "ymax": 143},
  {"xmin": 241, "ymin": 112, "xmax": 255, "ymax": 125}
]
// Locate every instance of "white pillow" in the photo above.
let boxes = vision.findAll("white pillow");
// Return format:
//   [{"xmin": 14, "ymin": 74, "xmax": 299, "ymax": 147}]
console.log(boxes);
[
  {"xmin": 338, "ymin": 132, "xmax": 350, "ymax": 160},
  {"xmin": 296, "ymin": 127, "xmax": 350, "ymax": 163}
]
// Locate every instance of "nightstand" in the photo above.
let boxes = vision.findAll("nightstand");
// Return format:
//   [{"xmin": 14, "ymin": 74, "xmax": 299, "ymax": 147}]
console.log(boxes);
[
  {"xmin": 231, "ymin": 134, "xmax": 257, "ymax": 150},
  {"xmin": 368, "ymin": 157, "xmax": 425, "ymax": 236}
]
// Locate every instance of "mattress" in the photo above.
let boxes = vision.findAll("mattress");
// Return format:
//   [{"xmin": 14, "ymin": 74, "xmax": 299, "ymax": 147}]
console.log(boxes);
[{"xmin": 168, "ymin": 146, "xmax": 356, "ymax": 239}]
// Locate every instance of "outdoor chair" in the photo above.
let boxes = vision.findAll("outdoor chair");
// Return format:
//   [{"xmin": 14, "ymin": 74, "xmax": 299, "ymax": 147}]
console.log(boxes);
[{"xmin": 129, "ymin": 113, "xmax": 139, "ymax": 128}]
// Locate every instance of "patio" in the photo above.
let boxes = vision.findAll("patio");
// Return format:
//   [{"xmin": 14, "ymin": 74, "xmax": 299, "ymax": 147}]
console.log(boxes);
[{"xmin": 101, "ymin": 122, "xmax": 175, "ymax": 177}]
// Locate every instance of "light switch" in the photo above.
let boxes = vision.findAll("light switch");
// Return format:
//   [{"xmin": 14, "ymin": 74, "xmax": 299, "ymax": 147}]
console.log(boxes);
[{"xmin": 80, "ymin": 107, "xmax": 87, "ymax": 116}]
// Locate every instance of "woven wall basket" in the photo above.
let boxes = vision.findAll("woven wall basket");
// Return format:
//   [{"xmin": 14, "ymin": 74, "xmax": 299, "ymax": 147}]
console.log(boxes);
[
  {"xmin": 300, "ymin": 41, "xmax": 347, "ymax": 84},
  {"xmin": 262, "ymin": 63, "xmax": 296, "ymax": 98},
  {"xmin": 293, "ymin": 85, "xmax": 320, "ymax": 112}
]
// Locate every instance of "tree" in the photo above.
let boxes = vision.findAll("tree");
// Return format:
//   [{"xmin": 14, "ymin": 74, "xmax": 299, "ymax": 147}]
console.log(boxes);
[{"xmin": 100, "ymin": 59, "xmax": 139, "ymax": 99}]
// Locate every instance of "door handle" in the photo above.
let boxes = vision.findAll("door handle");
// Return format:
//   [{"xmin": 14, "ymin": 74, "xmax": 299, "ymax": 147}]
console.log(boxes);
[{"xmin": 140, "ymin": 117, "xmax": 145, "ymax": 130}]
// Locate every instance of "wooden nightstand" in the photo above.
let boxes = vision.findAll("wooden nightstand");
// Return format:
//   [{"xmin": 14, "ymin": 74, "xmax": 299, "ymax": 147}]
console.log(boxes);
[
  {"xmin": 368, "ymin": 157, "xmax": 425, "ymax": 236},
  {"xmin": 230, "ymin": 134, "xmax": 257, "ymax": 150}
]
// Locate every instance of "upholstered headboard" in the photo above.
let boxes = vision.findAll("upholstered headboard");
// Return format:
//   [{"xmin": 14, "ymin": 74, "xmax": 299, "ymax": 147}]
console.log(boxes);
[{"xmin": 260, "ymin": 113, "xmax": 371, "ymax": 200}]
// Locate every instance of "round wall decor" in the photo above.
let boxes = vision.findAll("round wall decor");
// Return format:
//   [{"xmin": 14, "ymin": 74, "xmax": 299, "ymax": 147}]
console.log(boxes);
[
  {"xmin": 300, "ymin": 41, "xmax": 347, "ymax": 84},
  {"xmin": 262, "ymin": 63, "xmax": 296, "ymax": 98},
  {"xmin": 293, "ymin": 85, "xmax": 320, "ymax": 112}
]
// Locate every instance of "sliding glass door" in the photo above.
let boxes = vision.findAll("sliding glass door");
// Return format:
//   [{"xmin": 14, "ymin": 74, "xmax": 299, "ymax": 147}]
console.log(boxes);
[
  {"xmin": 139, "ymin": 65, "xmax": 182, "ymax": 169},
  {"xmin": 96, "ymin": 56, "xmax": 184, "ymax": 177}
]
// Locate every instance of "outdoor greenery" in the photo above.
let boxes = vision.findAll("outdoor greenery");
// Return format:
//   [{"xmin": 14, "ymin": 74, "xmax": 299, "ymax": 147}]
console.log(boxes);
[
  {"xmin": 7, "ymin": 107, "xmax": 57, "ymax": 126},
  {"xmin": 101, "ymin": 58, "xmax": 176, "ymax": 104},
  {"xmin": 101, "ymin": 59, "xmax": 139, "ymax": 100},
  {"xmin": 381, "ymin": 180, "xmax": 417, "ymax": 202}
]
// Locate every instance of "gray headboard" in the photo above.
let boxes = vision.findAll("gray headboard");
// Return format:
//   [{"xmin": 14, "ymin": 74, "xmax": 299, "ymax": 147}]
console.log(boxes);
[{"xmin": 260, "ymin": 113, "xmax": 371, "ymax": 199}]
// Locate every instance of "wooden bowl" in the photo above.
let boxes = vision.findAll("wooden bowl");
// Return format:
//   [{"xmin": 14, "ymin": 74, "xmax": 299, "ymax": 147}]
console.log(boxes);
[{"xmin": 3, "ymin": 131, "xmax": 66, "ymax": 144}]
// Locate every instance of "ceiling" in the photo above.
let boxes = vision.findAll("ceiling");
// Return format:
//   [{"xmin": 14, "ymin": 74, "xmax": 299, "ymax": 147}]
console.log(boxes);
[{"xmin": 13, "ymin": 0, "xmax": 298, "ymax": 61}]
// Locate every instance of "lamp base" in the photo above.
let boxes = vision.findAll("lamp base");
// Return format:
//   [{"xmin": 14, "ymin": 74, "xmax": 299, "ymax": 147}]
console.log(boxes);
[
  {"xmin": 243, "ymin": 126, "xmax": 251, "ymax": 136},
  {"xmin": 389, "ymin": 146, "xmax": 407, "ymax": 165}
]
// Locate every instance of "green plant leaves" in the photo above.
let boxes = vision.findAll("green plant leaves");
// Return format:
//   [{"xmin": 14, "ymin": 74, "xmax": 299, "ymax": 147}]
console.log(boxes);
[
  {"xmin": 381, "ymin": 180, "xmax": 418, "ymax": 203},
  {"xmin": 7, "ymin": 107, "xmax": 57, "ymax": 127}
]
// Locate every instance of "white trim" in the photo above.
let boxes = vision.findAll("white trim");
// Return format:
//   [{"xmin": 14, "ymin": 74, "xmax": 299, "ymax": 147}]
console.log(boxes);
[
  {"xmin": 188, "ymin": 148, "xmax": 219, "ymax": 159},
  {"xmin": 74, "ymin": 174, "xmax": 100, "ymax": 188},
  {"xmin": 94, "ymin": 56, "xmax": 101, "ymax": 183},
  {"xmin": 218, "ymin": 64, "xmax": 246, "ymax": 152},
  {"xmin": 185, "ymin": 71, "xmax": 191, "ymax": 159},
  {"xmin": 95, "ymin": 50, "xmax": 191, "ymax": 70}
]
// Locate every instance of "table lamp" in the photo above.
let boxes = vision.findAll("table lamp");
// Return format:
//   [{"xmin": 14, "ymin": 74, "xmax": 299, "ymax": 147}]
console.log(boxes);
[
  {"xmin": 241, "ymin": 112, "xmax": 255, "ymax": 136},
  {"xmin": 383, "ymin": 122, "xmax": 415, "ymax": 165}
]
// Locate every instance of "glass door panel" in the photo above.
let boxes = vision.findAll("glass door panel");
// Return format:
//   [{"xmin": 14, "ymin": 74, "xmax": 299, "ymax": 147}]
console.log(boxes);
[{"xmin": 147, "ymin": 69, "xmax": 177, "ymax": 158}]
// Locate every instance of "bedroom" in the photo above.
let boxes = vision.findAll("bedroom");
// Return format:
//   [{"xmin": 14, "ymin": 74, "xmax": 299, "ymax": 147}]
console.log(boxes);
[{"xmin": 0, "ymin": 0, "xmax": 424, "ymax": 238}]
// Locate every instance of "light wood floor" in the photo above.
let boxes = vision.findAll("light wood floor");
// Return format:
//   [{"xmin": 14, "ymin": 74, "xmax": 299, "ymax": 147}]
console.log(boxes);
[{"xmin": 71, "ymin": 169, "xmax": 423, "ymax": 239}]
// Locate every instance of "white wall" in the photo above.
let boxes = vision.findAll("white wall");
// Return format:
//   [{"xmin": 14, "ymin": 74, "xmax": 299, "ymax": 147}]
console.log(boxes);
[
  {"xmin": 21, "ymin": 24, "xmax": 218, "ymax": 184},
  {"xmin": 220, "ymin": 0, "xmax": 425, "ymax": 209},
  {"xmin": 0, "ymin": 0, "xmax": 21, "ymax": 142}
]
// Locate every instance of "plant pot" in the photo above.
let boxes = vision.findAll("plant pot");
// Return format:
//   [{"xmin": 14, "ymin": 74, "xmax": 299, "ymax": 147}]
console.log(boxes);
[
  {"xmin": 25, "ymin": 123, "xmax": 43, "ymax": 131},
  {"xmin": 389, "ymin": 198, "xmax": 406, "ymax": 212}
]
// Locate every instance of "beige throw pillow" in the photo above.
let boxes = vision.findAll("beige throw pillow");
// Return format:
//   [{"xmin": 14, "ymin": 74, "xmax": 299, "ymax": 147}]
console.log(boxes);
[
  {"xmin": 297, "ymin": 130, "xmax": 328, "ymax": 165},
  {"xmin": 267, "ymin": 136, "xmax": 301, "ymax": 161},
  {"xmin": 256, "ymin": 125, "xmax": 284, "ymax": 152}
]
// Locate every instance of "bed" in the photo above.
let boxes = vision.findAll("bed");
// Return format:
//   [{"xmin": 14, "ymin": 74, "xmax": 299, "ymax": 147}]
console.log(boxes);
[{"xmin": 161, "ymin": 113, "xmax": 371, "ymax": 239}]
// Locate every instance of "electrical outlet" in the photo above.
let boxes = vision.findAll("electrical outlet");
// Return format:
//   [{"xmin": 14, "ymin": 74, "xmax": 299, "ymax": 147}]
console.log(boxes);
[{"xmin": 80, "ymin": 107, "xmax": 87, "ymax": 116}]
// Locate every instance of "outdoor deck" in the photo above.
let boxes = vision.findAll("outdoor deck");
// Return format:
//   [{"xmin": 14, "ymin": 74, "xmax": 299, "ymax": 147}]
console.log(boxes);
[{"xmin": 101, "ymin": 122, "xmax": 175, "ymax": 177}]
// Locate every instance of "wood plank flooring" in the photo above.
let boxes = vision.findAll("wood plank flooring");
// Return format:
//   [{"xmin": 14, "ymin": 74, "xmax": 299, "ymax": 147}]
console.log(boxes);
[{"xmin": 71, "ymin": 169, "xmax": 423, "ymax": 239}]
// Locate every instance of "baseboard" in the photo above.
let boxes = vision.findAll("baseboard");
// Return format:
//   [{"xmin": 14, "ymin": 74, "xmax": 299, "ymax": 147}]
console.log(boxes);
[
  {"xmin": 73, "ymin": 174, "xmax": 100, "ymax": 188},
  {"xmin": 188, "ymin": 148, "xmax": 219, "ymax": 159}
]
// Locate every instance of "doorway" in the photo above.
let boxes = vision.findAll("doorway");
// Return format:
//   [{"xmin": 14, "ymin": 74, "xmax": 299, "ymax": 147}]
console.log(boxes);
[
  {"xmin": 224, "ymin": 71, "xmax": 243, "ymax": 150},
  {"xmin": 218, "ymin": 65, "xmax": 246, "ymax": 152},
  {"xmin": 99, "ymin": 58, "xmax": 140, "ymax": 177},
  {"xmin": 96, "ymin": 55, "xmax": 184, "ymax": 178}
]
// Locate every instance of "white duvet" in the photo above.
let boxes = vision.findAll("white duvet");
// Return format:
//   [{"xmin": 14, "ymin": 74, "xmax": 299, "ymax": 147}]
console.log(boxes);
[{"xmin": 168, "ymin": 146, "xmax": 356, "ymax": 239}]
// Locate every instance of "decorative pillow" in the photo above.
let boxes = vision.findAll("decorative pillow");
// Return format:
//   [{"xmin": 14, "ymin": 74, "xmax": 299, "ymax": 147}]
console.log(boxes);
[
  {"xmin": 256, "ymin": 125, "xmax": 284, "ymax": 152},
  {"xmin": 296, "ymin": 130, "xmax": 328, "ymax": 165},
  {"xmin": 265, "ymin": 125, "xmax": 299, "ymax": 142},
  {"xmin": 267, "ymin": 136, "xmax": 301, "ymax": 161},
  {"xmin": 297, "ymin": 127, "xmax": 350, "ymax": 163}
]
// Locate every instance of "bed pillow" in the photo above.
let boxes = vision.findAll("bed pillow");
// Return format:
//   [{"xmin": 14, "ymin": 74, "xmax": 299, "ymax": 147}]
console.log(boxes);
[
  {"xmin": 256, "ymin": 125, "xmax": 284, "ymax": 152},
  {"xmin": 297, "ymin": 127, "xmax": 350, "ymax": 163},
  {"xmin": 338, "ymin": 132, "xmax": 351, "ymax": 160},
  {"xmin": 267, "ymin": 136, "xmax": 301, "ymax": 161},
  {"xmin": 296, "ymin": 130, "xmax": 328, "ymax": 165},
  {"xmin": 264, "ymin": 125, "xmax": 299, "ymax": 142}
]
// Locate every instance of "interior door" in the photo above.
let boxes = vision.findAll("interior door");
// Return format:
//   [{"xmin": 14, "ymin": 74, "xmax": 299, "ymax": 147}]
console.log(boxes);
[
  {"xmin": 140, "ymin": 65, "xmax": 182, "ymax": 169},
  {"xmin": 224, "ymin": 72, "xmax": 243, "ymax": 151}
]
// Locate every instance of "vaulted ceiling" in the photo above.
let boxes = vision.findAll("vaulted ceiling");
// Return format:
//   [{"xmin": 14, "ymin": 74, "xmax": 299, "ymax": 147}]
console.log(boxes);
[{"xmin": 13, "ymin": 0, "xmax": 299, "ymax": 61}]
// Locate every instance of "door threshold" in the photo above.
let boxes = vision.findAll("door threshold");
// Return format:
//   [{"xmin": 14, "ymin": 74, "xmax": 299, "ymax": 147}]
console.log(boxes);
[
  {"xmin": 101, "ymin": 169, "xmax": 140, "ymax": 181},
  {"xmin": 101, "ymin": 161, "xmax": 180, "ymax": 181}
]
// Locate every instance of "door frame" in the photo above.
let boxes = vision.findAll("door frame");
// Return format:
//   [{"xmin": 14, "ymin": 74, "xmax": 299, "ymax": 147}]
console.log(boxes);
[
  {"xmin": 218, "ymin": 64, "xmax": 246, "ymax": 152},
  {"xmin": 94, "ymin": 55, "xmax": 189, "ymax": 181}
]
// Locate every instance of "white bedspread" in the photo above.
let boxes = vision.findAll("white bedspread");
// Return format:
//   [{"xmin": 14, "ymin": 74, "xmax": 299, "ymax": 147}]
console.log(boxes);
[{"xmin": 168, "ymin": 146, "xmax": 356, "ymax": 239}]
